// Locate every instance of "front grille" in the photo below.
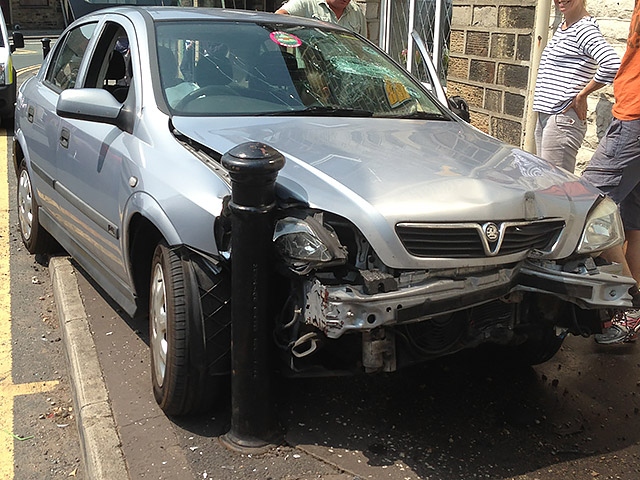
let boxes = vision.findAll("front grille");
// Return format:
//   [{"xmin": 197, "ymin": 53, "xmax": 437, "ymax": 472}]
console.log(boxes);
[{"xmin": 396, "ymin": 219, "xmax": 565, "ymax": 258}]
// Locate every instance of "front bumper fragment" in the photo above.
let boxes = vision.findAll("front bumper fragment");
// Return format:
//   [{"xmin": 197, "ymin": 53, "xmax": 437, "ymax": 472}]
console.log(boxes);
[{"xmin": 303, "ymin": 259, "xmax": 635, "ymax": 339}]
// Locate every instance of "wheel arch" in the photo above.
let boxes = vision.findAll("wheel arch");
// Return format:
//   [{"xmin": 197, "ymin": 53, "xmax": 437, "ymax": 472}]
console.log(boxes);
[
  {"xmin": 126, "ymin": 214, "xmax": 232, "ymax": 373},
  {"xmin": 123, "ymin": 191, "xmax": 183, "ymax": 315},
  {"xmin": 127, "ymin": 213, "xmax": 163, "ymax": 315}
]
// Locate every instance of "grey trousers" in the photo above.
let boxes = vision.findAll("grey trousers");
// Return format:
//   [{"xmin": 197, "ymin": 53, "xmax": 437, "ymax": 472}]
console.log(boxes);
[{"xmin": 534, "ymin": 109, "xmax": 587, "ymax": 174}]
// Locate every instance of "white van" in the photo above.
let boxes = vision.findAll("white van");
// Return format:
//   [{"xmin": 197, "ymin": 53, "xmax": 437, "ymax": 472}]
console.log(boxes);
[{"xmin": 0, "ymin": 13, "xmax": 23, "ymax": 125}]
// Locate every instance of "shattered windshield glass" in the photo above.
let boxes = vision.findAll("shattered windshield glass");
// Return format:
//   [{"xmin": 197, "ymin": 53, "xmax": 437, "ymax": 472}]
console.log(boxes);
[{"xmin": 155, "ymin": 21, "xmax": 446, "ymax": 118}]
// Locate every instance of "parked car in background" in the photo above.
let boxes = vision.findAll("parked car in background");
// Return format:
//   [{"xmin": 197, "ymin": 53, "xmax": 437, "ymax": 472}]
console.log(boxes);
[
  {"xmin": 13, "ymin": 7, "xmax": 635, "ymax": 416},
  {"xmin": 0, "ymin": 14, "xmax": 24, "ymax": 125}
]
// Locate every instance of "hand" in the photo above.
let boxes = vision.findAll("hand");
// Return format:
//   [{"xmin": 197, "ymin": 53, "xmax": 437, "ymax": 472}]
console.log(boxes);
[{"xmin": 565, "ymin": 94, "xmax": 587, "ymax": 121}]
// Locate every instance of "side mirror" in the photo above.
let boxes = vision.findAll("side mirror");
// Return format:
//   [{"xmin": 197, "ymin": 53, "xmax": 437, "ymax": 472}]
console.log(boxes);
[
  {"xmin": 448, "ymin": 95, "xmax": 470, "ymax": 123},
  {"xmin": 11, "ymin": 32, "xmax": 24, "ymax": 51},
  {"xmin": 57, "ymin": 88, "xmax": 134, "ymax": 134}
]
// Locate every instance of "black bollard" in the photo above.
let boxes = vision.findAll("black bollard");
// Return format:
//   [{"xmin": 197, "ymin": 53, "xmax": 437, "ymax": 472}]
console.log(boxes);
[
  {"xmin": 220, "ymin": 142, "xmax": 285, "ymax": 452},
  {"xmin": 41, "ymin": 38, "xmax": 51, "ymax": 59}
]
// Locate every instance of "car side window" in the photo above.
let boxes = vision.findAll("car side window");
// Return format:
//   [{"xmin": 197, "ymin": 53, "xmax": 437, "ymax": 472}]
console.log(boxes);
[
  {"xmin": 83, "ymin": 23, "xmax": 132, "ymax": 104},
  {"xmin": 45, "ymin": 23, "xmax": 97, "ymax": 91}
]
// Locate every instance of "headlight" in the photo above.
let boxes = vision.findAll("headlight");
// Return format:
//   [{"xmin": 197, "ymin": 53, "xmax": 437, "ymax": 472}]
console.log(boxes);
[
  {"xmin": 576, "ymin": 197, "xmax": 625, "ymax": 254},
  {"xmin": 0, "ymin": 64, "xmax": 5, "ymax": 85},
  {"xmin": 273, "ymin": 215, "xmax": 347, "ymax": 275}
]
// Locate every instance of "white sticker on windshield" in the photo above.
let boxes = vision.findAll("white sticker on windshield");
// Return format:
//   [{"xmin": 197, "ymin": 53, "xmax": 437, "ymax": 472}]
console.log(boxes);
[{"xmin": 270, "ymin": 31, "xmax": 302, "ymax": 48}]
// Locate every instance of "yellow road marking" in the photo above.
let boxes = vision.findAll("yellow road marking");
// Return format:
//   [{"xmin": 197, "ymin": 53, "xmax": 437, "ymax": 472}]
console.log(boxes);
[
  {"xmin": 17, "ymin": 65, "xmax": 40, "ymax": 76},
  {"xmin": 0, "ymin": 131, "xmax": 58, "ymax": 477}
]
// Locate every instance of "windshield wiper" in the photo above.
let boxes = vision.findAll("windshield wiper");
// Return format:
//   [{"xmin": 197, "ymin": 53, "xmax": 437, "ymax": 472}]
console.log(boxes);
[
  {"xmin": 261, "ymin": 106, "xmax": 374, "ymax": 117},
  {"xmin": 392, "ymin": 111, "xmax": 449, "ymax": 120}
]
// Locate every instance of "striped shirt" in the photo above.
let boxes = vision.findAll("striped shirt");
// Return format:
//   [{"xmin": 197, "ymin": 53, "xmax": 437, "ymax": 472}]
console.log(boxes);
[{"xmin": 533, "ymin": 16, "xmax": 620, "ymax": 114}]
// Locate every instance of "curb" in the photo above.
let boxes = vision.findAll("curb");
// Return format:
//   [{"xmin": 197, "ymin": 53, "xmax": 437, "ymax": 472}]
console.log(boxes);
[{"xmin": 49, "ymin": 256, "xmax": 129, "ymax": 480}]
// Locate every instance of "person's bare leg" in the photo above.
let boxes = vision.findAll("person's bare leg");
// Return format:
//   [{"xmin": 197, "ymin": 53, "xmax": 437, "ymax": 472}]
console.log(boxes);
[
  {"xmin": 596, "ymin": 241, "xmax": 637, "ymax": 343},
  {"xmin": 623, "ymin": 229, "xmax": 640, "ymax": 285},
  {"xmin": 600, "ymin": 243, "xmax": 634, "ymax": 279}
]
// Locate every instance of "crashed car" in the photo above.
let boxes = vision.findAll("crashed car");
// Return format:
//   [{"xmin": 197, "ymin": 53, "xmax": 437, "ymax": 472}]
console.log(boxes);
[{"xmin": 14, "ymin": 6, "xmax": 635, "ymax": 415}]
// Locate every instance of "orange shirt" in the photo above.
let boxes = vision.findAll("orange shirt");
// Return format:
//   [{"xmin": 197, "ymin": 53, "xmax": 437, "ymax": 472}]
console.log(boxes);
[{"xmin": 612, "ymin": 0, "xmax": 640, "ymax": 120}]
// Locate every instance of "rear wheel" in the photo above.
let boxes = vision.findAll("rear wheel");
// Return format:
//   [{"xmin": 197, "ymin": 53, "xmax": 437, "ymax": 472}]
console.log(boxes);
[
  {"xmin": 149, "ymin": 241, "xmax": 230, "ymax": 415},
  {"xmin": 17, "ymin": 164, "xmax": 55, "ymax": 254}
]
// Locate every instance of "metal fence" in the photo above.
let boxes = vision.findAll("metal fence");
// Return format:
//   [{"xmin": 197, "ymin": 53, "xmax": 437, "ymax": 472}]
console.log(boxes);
[{"xmin": 379, "ymin": 0, "xmax": 452, "ymax": 86}]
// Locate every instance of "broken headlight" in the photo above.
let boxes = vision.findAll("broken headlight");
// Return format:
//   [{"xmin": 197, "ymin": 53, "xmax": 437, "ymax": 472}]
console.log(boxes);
[
  {"xmin": 273, "ymin": 215, "xmax": 348, "ymax": 275},
  {"xmin": 576, "ymin": 197, "xmax": 625, "ymax": 254}
]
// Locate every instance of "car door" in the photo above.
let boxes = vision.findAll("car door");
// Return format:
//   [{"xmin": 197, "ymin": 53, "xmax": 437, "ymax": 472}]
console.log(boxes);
[
  {"xmin": 20, "ymin": 21, "xmax": 98, "ymax": 230},
  {"xmin": 54, "ymin": 18, "xmax": 138, "ymax": 294},
  {"xmin": 410, "ymin": 30, "xmax": 469, "ymax": 122}
]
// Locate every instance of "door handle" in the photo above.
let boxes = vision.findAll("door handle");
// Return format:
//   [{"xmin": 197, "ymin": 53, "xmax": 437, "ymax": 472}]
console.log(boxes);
[
  {"xmin": 60, "ymin": 128, "xmax": 70, "ymax": 149},
  {"xmin": 27, "ymin": 105, "xmax": 34, "ymax": 123}
]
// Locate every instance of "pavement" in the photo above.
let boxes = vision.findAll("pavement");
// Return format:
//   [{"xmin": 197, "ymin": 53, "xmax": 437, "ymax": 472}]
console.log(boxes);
[{"xmin": 49, "ymin": 255, "xmax": 392, "ymax": 480}]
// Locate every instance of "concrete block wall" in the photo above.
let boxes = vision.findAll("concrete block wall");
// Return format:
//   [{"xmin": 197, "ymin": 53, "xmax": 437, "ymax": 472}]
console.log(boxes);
[{"xmin": 446, "ymin": 0, "xmax": 537, "ymax": 146}]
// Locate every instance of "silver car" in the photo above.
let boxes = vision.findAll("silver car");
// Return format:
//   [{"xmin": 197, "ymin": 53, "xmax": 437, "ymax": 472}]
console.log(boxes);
[{"xmin": 14, "ymin": 6, "xmax": 634, "ymax": 415}]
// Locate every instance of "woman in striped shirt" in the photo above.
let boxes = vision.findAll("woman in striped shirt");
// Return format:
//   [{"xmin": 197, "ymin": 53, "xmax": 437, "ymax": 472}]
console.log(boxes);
[{"xmin": 533, "ymin": 0, "xmax": 620, "ymax": 173}]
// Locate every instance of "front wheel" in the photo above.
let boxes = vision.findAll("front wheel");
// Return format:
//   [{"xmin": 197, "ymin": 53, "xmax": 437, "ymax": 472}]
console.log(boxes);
[{"xmin": 149, "ymin": 241, "xmax": 229, "ymax": 415}]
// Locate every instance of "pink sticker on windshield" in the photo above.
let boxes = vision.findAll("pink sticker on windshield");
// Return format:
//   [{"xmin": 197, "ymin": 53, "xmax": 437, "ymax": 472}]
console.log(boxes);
[{"xmin": 270, "ymin": 31, "xmax": 302, "ymax": 48}]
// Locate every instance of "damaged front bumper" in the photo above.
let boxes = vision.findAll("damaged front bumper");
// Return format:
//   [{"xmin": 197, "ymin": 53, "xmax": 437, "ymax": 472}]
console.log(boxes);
[{"xmin": 303, "ymin": 259, "xmax": 635, "ymax": 339}]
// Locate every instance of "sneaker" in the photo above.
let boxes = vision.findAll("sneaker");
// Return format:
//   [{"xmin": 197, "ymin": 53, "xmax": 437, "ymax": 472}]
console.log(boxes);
[
  {"xmin": 594, "ymin": 309, "xmax": 640, "ymax": 344},
  {"xmin": 623, "ymin": 309, "xmax": 640, "ymax": 341}
]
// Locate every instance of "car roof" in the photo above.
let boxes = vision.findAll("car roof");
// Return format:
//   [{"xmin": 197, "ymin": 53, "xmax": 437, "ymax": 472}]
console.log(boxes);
[{"xmin": 82, "ymin": 6, "xmax": 346, "ymax": 31}]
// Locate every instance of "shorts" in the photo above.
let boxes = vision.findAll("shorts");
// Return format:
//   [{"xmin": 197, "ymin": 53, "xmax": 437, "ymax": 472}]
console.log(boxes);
[{"xmin": 582, "ymin": 118, "xmax": 640, "ymax": 230}]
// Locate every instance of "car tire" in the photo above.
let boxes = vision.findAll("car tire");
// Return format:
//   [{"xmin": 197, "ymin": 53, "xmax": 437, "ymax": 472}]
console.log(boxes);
[
  {"xmin": 17, "ymin": 164, "xmax": 55, "ymax": 254},
  {"xmin": 149, "ymin": 241, "xmax": 229, "ymax": 416},
  {"xmin": 508, "ymin": 325, "xmax": 565, "ymax": 366}
]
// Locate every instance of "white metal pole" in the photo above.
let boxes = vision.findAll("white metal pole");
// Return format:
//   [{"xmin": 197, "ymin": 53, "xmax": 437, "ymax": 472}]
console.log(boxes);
[
  {"xmin": 380, "ymin": 0, "xmax": 391, "ymax": 51},
  {"xmin": 406, "ymin": 0, "xmax": 416, "ymax": 72},
  {"xmin": 523, "ymin": 0, "xmax": 552, "ymax": 152},
  {"xmin": 433, "ymin": 0, "xmax": 442, "ymax": 78}
]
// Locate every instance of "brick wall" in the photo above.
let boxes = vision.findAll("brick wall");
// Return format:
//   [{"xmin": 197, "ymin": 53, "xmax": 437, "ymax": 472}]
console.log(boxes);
[
  {"xmin": 444, "ymin": 0, "xmax": 634, "ymax": 164},
  {"xmin": 446, "ymin": 0, "xmax": 536, "ymax": 146}
]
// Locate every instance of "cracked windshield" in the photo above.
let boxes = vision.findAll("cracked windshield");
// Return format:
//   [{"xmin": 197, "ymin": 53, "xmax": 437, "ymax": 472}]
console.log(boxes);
[{"xmin": 156, "ymin": 21, "xmax": 444, "ymax": 117}]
